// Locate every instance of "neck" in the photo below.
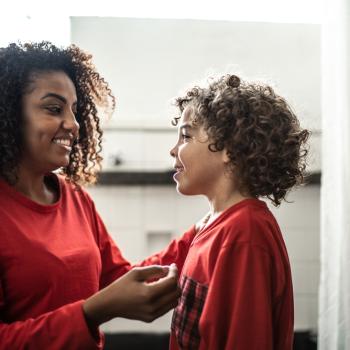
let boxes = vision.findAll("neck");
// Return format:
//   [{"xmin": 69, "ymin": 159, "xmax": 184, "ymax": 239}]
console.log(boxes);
[
  {"xmin": 14, "ymin": 166, "xmax": 56, "ymax": 205},
  {"xmin": 207, "ymin": 190, "xmax": 250, "ymax": 215},
  {"xmin": 205, "ymin": 176, "xmax": 253, "ymax": 224},
  {"xmin": 197, "ymin": 190, "xmax": 251, "ymax": 233}
]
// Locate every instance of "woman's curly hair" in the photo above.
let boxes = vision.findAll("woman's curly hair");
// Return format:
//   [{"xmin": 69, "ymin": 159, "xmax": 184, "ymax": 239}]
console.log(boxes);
[
  {"xmin": 0, "ymin": 41, "xmax": 115, "ymax": 186},
  {"xmin": 173, "ymin": 74, "xmax": 310, "ymax": 206}
]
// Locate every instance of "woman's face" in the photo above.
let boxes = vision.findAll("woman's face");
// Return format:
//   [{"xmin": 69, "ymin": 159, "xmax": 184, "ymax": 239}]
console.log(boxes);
[{"xmin": 19, "ymin": 70, "xmax": 79, "ymax": 174}]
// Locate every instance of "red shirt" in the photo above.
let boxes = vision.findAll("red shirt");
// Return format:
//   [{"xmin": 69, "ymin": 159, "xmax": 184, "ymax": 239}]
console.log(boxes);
[
  {"xmin": 0, "ymin": 174, "xmax": 195, "ymax": 349},
  {"xmin": 170, "ymin": 199, "xmax": 294, "ymax": 350},
  {"xmin": 0, "ymin": 175, "xmax": 132, "ymax": 349}
]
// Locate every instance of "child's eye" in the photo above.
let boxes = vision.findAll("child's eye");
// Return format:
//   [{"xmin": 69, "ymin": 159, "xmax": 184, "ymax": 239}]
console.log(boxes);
[{"xmin": 181, "ymin": 134, "xmax": 191, "ymax": 141}]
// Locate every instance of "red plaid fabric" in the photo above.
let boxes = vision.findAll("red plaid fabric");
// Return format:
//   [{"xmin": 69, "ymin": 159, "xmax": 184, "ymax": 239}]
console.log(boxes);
[{"xmin": 171, "ymin": 275, "xmax": 208, "ymax": 349}]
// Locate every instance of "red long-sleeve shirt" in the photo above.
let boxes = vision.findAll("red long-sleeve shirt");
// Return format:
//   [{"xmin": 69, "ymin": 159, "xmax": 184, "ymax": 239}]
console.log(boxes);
[
  {"xmin": 170, "ymin": 199, "xmax": 294, "ymax": 350},
  {"xmin": 0, "ymin": 174, "xmax": 195, "ymax": 350}
]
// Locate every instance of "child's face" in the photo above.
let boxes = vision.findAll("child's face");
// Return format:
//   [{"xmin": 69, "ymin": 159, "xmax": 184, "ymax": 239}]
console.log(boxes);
[{"xmin": 170, "ymin": 105, "xmax": 229, "ymax": 196}]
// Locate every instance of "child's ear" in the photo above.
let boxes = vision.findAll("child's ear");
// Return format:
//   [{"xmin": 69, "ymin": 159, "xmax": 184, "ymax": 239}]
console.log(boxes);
[{"xmin": 222, "ymin": 149, "xmax": 231, "ymax": 164}]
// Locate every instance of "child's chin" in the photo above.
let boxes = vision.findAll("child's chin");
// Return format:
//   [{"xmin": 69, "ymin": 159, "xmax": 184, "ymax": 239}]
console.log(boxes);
[{"xmin": 176, "ymin": 185, "xmax": 197, "ymax": 196}]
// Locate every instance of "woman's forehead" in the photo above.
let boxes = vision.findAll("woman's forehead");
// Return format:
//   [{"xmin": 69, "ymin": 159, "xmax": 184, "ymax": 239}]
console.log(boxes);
[{"xmin": 24, "ymin": 71, "xmax": 77, "ymax": 100}]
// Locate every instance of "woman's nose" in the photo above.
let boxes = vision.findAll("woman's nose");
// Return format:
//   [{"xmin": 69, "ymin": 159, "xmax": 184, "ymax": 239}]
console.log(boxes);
[{"xmin": 63, "ymin": 111, "xmax": 80, "ymax": 136}]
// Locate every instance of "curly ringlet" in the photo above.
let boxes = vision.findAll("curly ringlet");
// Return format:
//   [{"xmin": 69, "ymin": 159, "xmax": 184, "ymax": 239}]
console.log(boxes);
[
  {"xmin": 0, "ymin": 41, "xmax": 115, "ymax": 186},
  {"xmin": 172, "ymin": 74, "xmax": 310, "ymax": 206}
]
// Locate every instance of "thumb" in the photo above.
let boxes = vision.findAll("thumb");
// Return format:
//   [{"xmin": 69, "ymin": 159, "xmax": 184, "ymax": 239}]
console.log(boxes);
[
  {"xmin": 133, "ymin": 265, "xmax": 169, "ymax": 282},
  {"xmin": 167, "ymin": 263, "xmax": 178, "ymax": 279}
]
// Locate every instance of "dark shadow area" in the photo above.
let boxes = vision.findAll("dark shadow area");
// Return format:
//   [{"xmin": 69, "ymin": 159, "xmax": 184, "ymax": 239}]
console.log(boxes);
[
  {"xmin": 104, "ymin": 333, "xmax": 169, "ymax": 350},
  {"xmin": 104, "ymin": 331, "xmax": 317, "ymax": 349},
  {"xmin": 294, "ymin": 331, "xmax": 317, "ymax": 350}
]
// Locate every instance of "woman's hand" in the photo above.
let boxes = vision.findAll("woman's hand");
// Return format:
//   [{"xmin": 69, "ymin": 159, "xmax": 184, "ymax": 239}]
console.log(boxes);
[{"xmin": 83, "ymin": 264, "xmax": 180, "ymax": 327}]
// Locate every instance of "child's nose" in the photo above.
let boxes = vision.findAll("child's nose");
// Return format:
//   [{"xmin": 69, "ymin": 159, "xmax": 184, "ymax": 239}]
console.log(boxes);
[{"xmin": 170, "ymin": 144, "xmax": 177, "ymax": 158}]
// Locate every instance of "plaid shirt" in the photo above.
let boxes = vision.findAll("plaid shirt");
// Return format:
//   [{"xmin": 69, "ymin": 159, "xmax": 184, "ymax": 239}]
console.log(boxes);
[{"xmin": 171, "ymin": 275, "xmax": 208, "ymax": 349}]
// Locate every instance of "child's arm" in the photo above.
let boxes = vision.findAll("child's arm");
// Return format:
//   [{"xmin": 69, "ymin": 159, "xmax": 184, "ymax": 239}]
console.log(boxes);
[
  {"xmin": 198, "ymin": 242, "xmax": 277, "ymax": 350},
  {"xmin": 136, "ymin": 225, "xmax": 197, "ymax": 274},
  {"xmin": 90, "ymin": 195, "xmax": 197, "ymax": 287}
]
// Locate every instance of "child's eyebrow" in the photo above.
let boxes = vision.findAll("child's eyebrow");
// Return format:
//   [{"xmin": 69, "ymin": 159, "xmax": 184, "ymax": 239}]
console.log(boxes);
[{"xmin": 179, "ymin": 124, "xmax": 194, "ymax": 131}]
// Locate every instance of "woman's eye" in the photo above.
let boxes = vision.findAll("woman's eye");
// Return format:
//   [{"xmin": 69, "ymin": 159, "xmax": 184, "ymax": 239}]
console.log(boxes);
[
  {"xmin": 46, "ymin": 106, "xmax": 61, "ymax": 114},
  {"xmin": 181, "ymin": 134, "xmax": 191, "ymax": 141}
]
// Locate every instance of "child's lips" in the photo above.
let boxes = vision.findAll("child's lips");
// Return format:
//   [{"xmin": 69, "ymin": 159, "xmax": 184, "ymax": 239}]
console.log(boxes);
[
  {"xmin": 173, "ymin": 165, "xmax": 184, "ymax": 180},
  {"xmin": 174, "ymin": 165, "xmax": 184, "ymax": 173}
]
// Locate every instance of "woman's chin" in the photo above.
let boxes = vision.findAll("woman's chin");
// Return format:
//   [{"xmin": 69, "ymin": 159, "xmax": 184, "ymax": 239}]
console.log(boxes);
[{"xmin": 46, "ymin": 159, "xmax": 70, "ymax": 173}]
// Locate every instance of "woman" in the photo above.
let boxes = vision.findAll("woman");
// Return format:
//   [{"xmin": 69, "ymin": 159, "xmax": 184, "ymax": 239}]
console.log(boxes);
[{"xmin": 0, "ymin": 42, "xmax": 194, "ymax": 350}]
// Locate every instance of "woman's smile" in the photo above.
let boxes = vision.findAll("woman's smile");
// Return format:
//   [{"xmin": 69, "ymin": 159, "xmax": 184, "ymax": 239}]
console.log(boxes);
[{"xmin": 52, "ymin": 136, "xmax": 74, "ymax": 152}]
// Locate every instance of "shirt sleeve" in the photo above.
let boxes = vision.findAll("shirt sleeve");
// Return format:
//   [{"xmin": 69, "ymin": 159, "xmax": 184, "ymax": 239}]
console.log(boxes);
[
  {"xmin": 90, "ymin": 204, "xmax": 132, "ymax": 289},
  {"xmin": 136, "ymin": 226, "xmax": 197, "ymax": 274},
  {"xmin": 198, "ymin": 242, "xmax": 274, "ymax": 350},
  {"xmin": 0, "ymin": 295, "xmax": 103, "ymax": 350}
]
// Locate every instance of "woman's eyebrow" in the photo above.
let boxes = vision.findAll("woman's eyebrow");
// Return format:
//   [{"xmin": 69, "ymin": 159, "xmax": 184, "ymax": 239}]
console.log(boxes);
[{"xmin": 41, "ymin": 93, "xmax": 77, "ymax": 105}]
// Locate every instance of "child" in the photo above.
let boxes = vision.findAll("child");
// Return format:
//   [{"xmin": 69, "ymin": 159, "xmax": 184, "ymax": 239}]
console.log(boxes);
[{"xmin": 168, "ymin": 74, "xmax": 309, "ymax": 349}]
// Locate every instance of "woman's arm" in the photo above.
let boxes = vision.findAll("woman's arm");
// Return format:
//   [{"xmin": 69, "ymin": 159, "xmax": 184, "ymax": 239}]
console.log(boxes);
[
  {"xmin": 83, "ymin": 264, "xmax": 179, "ymax": 326},
  {"xmin": 0, "ymin": 265, "xmax": 180, "ymax": 350}
]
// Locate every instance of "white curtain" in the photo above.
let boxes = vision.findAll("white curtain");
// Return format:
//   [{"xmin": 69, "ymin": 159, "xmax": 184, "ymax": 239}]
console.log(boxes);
[{"xmin": 318, "ymin": 0, "xmax": 350, "ymax": 348}]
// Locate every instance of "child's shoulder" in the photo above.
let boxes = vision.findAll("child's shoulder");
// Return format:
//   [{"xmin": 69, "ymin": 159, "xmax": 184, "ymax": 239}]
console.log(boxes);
[
  {"xmin": 225, "ymin": 198, "xmax": 273, "ymax": 224},
  {"xmin": 221, "ymin": 198, "xmax": 280, "ymax": 248}
]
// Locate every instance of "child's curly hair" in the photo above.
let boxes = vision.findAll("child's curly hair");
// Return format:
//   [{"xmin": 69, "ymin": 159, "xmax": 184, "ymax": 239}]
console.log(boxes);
[
  {"xmin": 0, "ymin": 41, "xmax": 115, "ymax": 186},
  {"xmin": 173, "ymin": 74, "xmax": 309, "ymax": 206}
]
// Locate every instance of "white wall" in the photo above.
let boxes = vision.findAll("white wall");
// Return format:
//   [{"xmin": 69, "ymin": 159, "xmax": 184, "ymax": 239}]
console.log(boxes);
[
  {"xmin": 71, "ymin": 17, "xmax": 321, "ymax": 131},
  {"xmin": 71, "ymin": 17, "xmax": 321, "ymax": 173}
]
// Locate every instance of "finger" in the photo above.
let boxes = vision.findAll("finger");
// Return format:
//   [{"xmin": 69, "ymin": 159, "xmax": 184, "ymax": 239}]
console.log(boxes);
[
  {"xmin": 152, "ymin": 263, "xmax": 178, "ymax": 283},
  {"xmin": 143, "ymin": 289, "xmax": 180, "ymax": 322},
  {"xmin": 149, "ymin": 302, "xmax": 178, "ymax": 322},
  {"xmin": 133, "ymin": 265, "xmax": 169, "ymax": 282},
  {"xmin": 151, "ymin": 295, "xmax": 180, "ymax": 321},
  {"xmin": 150, "ymin": 264, "xmax": 178, "ymax": 284},
  {"xmin": 155, "ymin": 288, "xmax": 181, "ymax": 311},
  {"xmin": 147, "ymin": 274, "xmax": 180, "ymax": 300},
  {"xmin": 167, "ymin": 264, "xmax": 178, "ymax": 279}
]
